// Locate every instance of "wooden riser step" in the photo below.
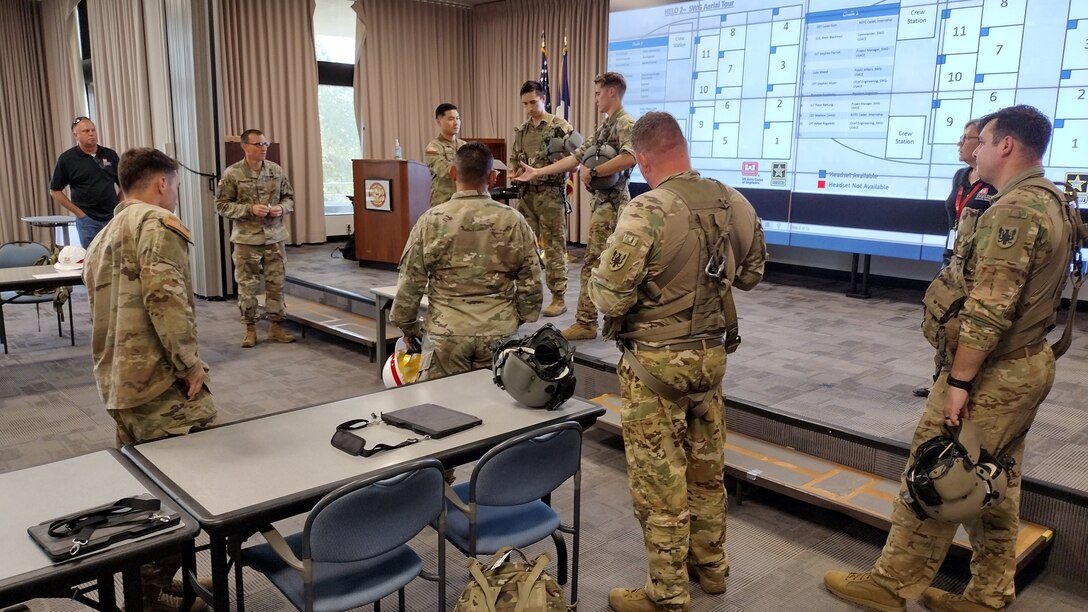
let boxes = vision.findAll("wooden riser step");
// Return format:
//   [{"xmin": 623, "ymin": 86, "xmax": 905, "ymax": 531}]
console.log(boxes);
[
  {"xmin": 590, "ymin": 393, "xmax": 1052, "ymax": 571},
  {"xmin": 263, "ymin": 293, "xmax": 400, "ymax": 361}
]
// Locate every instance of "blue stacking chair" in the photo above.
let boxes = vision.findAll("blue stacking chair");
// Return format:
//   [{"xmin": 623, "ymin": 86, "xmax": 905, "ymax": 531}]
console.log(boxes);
[
  {"xmin": 0, "ymin": 241, "xmax": 63, "ymax": 354},
  {"xmin": 239, "ymin": 459, "xmax": 447, "ymax": 612},
  {"xmin": 443, "ymin": 421, "xmax": 583, "ymax": 606}
]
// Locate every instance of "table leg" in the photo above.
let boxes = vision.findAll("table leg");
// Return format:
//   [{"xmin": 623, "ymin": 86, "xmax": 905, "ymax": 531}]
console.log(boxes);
[
  {"xmin": 376, "ymin": 296, "xmax": 390, "ymax": 373},
  {"xmin": 68, "ymin": 295, "xmax": 74, "ymax": 346},
  {"xmin": 210, "ymin": 533, "xmax": 232, "ymax": 611},
  {"xmin": 121, "ymin": 568, "xmax": 144, "ymax": 612}
]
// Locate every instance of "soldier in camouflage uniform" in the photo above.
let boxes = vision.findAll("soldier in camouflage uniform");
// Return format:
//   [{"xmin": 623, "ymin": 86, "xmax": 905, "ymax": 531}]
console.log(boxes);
[
  {"xmin": 514, "ymin": 72, "xmax": 636, "ymax": 341},
  {"xmin": 391, "ymin": 141, "xmax": 542, "ymax": 382},
  {"xmin": 588, "ymin": 113, "xmax": 766, "ymax": 612},
  {"xmin": 216, "ymin": 129, "xmax": 296, "ymax": 348},
  {"xmin": 825, "ymin": 106, "xmax": 1081, "ymax": 612},
  {"xmin": 426, "ymin": 103, "xmax": 467, "ymax": 208},
  {"xmin": 509, "ymin": 80, "xmax": 575, "ymax": 317},
  {"xmin": 84, "ymin": 148, "xmax": 216, "ymax": 612}
]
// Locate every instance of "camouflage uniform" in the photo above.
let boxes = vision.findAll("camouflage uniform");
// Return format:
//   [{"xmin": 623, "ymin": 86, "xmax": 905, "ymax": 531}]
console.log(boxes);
[
  {"xmin": 390, "ymin": 190, "xmax": 543, "ymax": 382},
  {"xmin": 871, "ymin": 166, "xmax": 1076, "ymax": 610},
  {"xmin": 426, "ymin": 135, "xmax": 466, "ymax": 208},
  {"xmin": 216, "ymin": 159, "xmax": 295, "ymax": 324},
  {"xmin": 510, "ymin": 112, "xmax": 574, "ymax": 296},
  {"xmin": 83, "ymin": 198, "xmax": 217, "ymax": 601},
  {"xmin": 571, "ymin": 107, "xmax": 635, "ymax": 328},
  {"xmin": 589, "ymin": 171, "xmax": 767, "ymax": 610}
]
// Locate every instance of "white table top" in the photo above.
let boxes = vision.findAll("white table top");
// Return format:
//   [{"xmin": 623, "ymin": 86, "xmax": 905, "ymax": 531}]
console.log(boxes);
[
  {"xmin": 372, "ymin": 284, "xmax": 428, "ymax": 308},
  {"xmin": 0, "ymin": 266, "xmax": 83, "ymax": 290},
  {"xmin": 0, "ymin": 450, "xmax": 195, "ymax": 593},
  {"xmin": 125, "ymin": 369, "xmax": 602, "ymax": 527},
  {"xmin": 21, "ymin": 216, "xmax": 76, "ymax": 225}
]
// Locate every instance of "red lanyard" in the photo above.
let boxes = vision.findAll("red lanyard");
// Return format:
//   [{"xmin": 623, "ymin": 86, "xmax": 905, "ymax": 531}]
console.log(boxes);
[{"xmin": 955, "ymin": 182, "xmax": 984, "ymax": 221}]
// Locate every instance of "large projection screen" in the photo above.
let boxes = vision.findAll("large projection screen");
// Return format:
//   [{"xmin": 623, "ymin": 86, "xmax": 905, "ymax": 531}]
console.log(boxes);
[{"xmin": 609, "ymin": 0, "xmax": 1088, "ymax": 261}]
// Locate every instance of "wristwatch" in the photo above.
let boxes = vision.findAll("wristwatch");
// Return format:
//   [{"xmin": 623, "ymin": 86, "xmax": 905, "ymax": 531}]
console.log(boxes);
[{"xmin": 589, "ymin": 168, "xmax": 599, "ymax": 179}]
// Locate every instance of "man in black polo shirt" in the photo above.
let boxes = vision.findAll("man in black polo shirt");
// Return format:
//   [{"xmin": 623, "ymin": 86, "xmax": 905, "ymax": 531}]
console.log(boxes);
[{"xmin": 49, "ymin": 117, "xmax": 122, "ymax": 248}]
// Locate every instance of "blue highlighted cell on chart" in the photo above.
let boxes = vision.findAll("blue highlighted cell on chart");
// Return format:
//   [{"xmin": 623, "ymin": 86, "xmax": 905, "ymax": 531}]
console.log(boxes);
[{"xmin": 1050, "ymin": 119, "xmax": 1088, "ymax": 167}]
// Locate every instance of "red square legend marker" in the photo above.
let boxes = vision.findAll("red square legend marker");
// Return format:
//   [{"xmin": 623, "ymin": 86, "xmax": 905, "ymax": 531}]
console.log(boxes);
[{"xmin": 742, "ymin": 161, "xmax": 759, "ymax": 176}]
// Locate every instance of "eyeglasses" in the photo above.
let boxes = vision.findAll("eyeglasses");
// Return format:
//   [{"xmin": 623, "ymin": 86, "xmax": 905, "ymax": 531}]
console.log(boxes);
[
  {"xmin": 245, "ymin": 141, "xmax": 271, "ymax": 148},
  {"xmin": 958, "ymin": 136, "xmax": 980, "ymax": 145},
  {"xmin": 71, "ymin": 116, "xmax": 91, "ymax": 129}
]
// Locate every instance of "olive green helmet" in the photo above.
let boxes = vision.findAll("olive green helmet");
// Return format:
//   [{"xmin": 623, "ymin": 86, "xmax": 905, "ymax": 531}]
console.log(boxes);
[{"xmin": 492, "ymin": 325, "xmax": 576, "ymax": 410}]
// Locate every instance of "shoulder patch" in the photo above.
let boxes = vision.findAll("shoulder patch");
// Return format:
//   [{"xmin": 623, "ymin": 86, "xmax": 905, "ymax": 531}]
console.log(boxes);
[
  {"xmin": 995, "ymin": 225, "xmax": 1018, "ymax": 248},
  {"xmin": 608, "ymin": 249, "xmax": 630, "ymax": 271},
  {"xmin": 161, "ymin": 216, "xmax": 192, "ymax": 243}
]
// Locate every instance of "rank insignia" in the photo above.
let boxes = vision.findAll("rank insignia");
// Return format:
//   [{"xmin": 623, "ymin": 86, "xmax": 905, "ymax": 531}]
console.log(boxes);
[{"xmin": 996, "ymin": 226, "xmax": 1018, "ymax": 248}]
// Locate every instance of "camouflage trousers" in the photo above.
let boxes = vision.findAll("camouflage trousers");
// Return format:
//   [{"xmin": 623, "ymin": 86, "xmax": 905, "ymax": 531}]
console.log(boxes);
[
  {"xmin": 618, "ymin": 345, "xmax": 728, "ymax": 611},
  {"xmin": 108, "ymin": 382, "xmax": 217, "ymax": 603},
  {"xmin": 233, "ymin": 241, "xmax": 287, "ymax": 324},
  {"xmin": 516, "ymin": 186, "xmax": 568, "ymax": 295},
  {"xmin": 574, "ymin": 189, "xmax": 629, "ymax": 326},
  {"xmin": 872, "ymin": 346, "xmax": 1055, "ymax": 609},
  {"xmin": 417, "ymin": 333, "xmax": 509, "ymax": 382}
]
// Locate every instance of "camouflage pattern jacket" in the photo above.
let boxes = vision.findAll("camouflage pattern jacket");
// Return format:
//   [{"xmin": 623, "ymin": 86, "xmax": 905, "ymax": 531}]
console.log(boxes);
[
  {"xmin": 426, "ymin": 135, "xmax": 466, "ymax": 208},
  {"xmin": 574, "ymin": 106, "xmax": 636, "ymax": 197},
  {"xmin": 84, "ymin": 200, "xmax": 205, "ymax": 410},
  {"xmin": 510, "ymin": 112, "xmax": 574, "ymax": 187},
  {"xmin": 391, "ymin": 190, "xmax": 543, "ymax": 337},
  {"xmin": 215, "ymin": 159, "xmax": 294, "ymax": 245}
]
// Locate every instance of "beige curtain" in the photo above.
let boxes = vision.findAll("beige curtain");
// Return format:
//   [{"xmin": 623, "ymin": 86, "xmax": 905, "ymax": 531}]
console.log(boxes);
[
  {"xmin": 353, "ymin": 0, "xmax": 475, "ymax": 162},
  {"xmin": 0, "ymin": 1, "xmax": 55, "ymax": 244},
  {"xmin": 87, "ymin": 0, "xmax": 154, "ymax": 155},
  {"xmin": 471, "ymin": 0, "xmax": 608, "ymax": 243},
  {"xmin": 41, "ymin": 0, "xmax": 87, "ymax": 162},
  {"xmin": 219, "ymin": 0, "xmax": 326, "ymax": 245}
]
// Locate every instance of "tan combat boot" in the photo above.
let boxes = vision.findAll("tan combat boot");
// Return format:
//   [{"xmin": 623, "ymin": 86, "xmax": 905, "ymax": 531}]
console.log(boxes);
[
  {"xmin": 240, "ymin": 325, "xmax": 257, "ymax": 348},
  {"xmin": 688, "ymin": 561, "xmax": 728, "ymax": 594},
  {"xmin": 268, "ymin": 321, "xmax": 296, "ymax": 343},
  {"xmin": 608, "ymin": 588, "xmax": 679, "ymax": 612},
  {"xmin": 561, "ymin": 322, "xmax": 597, "ymax": 340},
  {"xmin": 542, "ymin": 293, "xmax": 567, "ymax": 317},
  {"xmin": 823, "ymin": 571, "xmax": 905, "ymax": 612},
  {"xmin": 922, "ymin": 587, "xmax": 1002, "ymax": 611}
]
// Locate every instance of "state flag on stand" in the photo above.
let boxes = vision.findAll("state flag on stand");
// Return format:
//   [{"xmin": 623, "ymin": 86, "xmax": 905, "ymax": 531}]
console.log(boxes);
[
  {"xmin": 557, "ymin": 36, "xmax": 575, "ymax": 199},
  {"xmin": 539, "ymin": 32, "xmax": 552, "ymax": 113}
]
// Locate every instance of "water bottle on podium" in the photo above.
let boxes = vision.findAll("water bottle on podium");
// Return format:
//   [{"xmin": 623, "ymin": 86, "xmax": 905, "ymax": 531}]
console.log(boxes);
[{"xmin": 393, "ymin": 138, "xmax": 403, "ymax": 160}]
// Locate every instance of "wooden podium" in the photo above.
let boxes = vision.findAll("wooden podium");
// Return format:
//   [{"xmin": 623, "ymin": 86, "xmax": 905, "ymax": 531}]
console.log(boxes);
[{"xmin": 351, "ymin": 159, "xmax": 430, "ymax": 264}]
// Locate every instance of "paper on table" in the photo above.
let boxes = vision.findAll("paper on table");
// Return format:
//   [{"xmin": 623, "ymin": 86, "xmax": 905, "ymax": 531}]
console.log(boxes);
[{"xmin": 31, "ymin": 271, "xmax": 82, "ymax": 279}]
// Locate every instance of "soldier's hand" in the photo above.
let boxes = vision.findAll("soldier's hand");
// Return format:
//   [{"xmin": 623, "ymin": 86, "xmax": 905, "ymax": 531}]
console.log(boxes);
[
  {"xmin": 943, "ymin": 386, "xmax": 970, "ymax": 426},
  {"xmin": 511, "ymin": 162, "xmax": 537, "ymax": 183},
  {"xmin": 251, "ymin": 204, "xmax": 270, "ymax": 217},
  {"xmin": 183, "ymin": 368, "xmax": 208, "ymax": 400},
  {"xmin": 508, "ymin": 165, "xmax": 522, "ymax": 179},
  {"xmin": 269, "ymin": 205, "xmax": 284, "ymax": 217},
  {"xmin": 579, "ymin": 167, "xmax": 593, "ymax": 188}
]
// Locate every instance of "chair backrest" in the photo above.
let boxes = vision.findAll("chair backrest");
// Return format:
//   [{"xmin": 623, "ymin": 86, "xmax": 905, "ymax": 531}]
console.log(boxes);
[
  {"xmin": 0, "ymin": 241, "xmax": 51, "ymax": 269},
  {"xmin": 471, "ymin": 421, "xmax": 583, "ymax": 507},
  {"xmin": 303, "ymin": 458, "xmax": 445, "ymax": 564}
]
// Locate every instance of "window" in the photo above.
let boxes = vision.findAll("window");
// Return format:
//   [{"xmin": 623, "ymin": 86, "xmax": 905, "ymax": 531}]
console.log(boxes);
[{"xmin": 313, "ymin": 0, "xmax": 359, "ymax": 216}]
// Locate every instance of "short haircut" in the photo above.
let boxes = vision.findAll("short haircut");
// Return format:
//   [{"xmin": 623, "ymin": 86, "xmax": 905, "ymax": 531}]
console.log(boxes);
[
  {"xmin": 454, "ymin": 141, "xmax": 493, "ymax": 185},
  {"xmin": 631, "ymin": 112, "xmax": 686, "ymax": 156},
  {"xmin": 964, "ymin": 118, "xmax": 980, "ymax": 131},
  {"xmin": 71, "ymin": 116, "xmax": 92, "ymax": 130},
  {"xmin": 977, "ymin": 105, "xmax": 1052, "ymax": 159},
  {"xmin": 520, "ymin": 80, "xmax": 546, "ymax": 97},
  {"xmin": 435, "ymin": 103, "xmax": 458, "ymax": 119},
  {"xmin": 240, "ymin": 128, "xmax": 264, "ymax": 144},
  {"xmin": 118, "ymin": 148, "xmax": 179, "ymax": 192},
  {"xmin": 594, "ymin": 72, "xmax": 627, "ymax": 97}
]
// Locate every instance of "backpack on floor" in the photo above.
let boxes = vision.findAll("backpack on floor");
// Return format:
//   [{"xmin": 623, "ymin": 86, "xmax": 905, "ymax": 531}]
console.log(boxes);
[{"xmin": 454, "ymin": 547, "xmax": 567, "ymax": 612}]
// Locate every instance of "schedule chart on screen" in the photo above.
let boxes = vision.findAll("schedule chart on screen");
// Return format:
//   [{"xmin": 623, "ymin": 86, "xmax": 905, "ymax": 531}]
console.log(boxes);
[{"xmin": 608, "ymin": 0, "xmax": 1088, "ymax": 260}]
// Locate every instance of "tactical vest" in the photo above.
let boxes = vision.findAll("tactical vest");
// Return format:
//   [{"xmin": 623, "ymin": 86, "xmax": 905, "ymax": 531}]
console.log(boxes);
[
  {"xmin": 619, "ymin": 177, "xmax": 753, "ymax": 352},
  {"xmin": 921, "ymin": 177, "xmax": 1085, "ymax": 367},
  {"xmin": 515, "ymin": 118, "xmax": 567, "ymax": 187},
  {"xmin": 590, "ymin": 119, "xmax": 632, "ymax": 192}
]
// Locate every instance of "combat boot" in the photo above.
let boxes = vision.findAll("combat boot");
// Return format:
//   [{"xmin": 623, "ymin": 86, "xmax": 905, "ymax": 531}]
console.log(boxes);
[
  {"xmin": 922, "ymin": 587, "xmax": 1003, "ymax": 611},
  {"xmin": 240, "ymin": 325, "xmax": 257, "ymax": 348},
  {"xmin": 561, "ymin": 322, "xmax": 597, "ymax": 340},
  {"xmin": 542, "ymin": 293, "xmax": 567, "ymax": 317},
  {"xmin": 268, "ymin": 321, "xmax": 296, "ymax": 343},
  {"xmin": 823, "ymin": 571, "xmax": 905, "ymax": 612},
  {"xmin": 687, "ymin": 561, "xmax": 728, "ymax": 594},
  {"xmin": 608, "ymin": 588, "xmax": 681, "ymax": 612}
]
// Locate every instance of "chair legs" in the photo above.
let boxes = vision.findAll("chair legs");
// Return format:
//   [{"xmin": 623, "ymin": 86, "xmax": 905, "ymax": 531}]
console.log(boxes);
[
  {"xmin": 550, "ymin": 531, "xmax": 568, "ymax": 585},
  {"xmin": 1, "ymin": 303, "xmax": 7, "ymax": 354}
]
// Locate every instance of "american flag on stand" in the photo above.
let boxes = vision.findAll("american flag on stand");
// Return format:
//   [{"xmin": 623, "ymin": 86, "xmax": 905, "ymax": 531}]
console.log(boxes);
[
  {"xmin": 556, "ymin": 36, "xmax": 575, "ymax": 199},
  {"xmin": 539, "ymin": 32, "xmax": 552, "ymax": 113}
]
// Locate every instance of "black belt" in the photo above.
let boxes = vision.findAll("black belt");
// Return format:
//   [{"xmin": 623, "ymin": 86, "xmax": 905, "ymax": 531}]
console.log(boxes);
[{"xmin": 520, "ymin": 183, "xmax": 565, "ymax": 192}]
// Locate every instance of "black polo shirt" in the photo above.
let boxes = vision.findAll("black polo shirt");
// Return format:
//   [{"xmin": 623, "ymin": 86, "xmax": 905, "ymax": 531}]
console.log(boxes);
[{"xmin": 49, "ymin": 145, "xmax": 121, "ymax": 222}]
